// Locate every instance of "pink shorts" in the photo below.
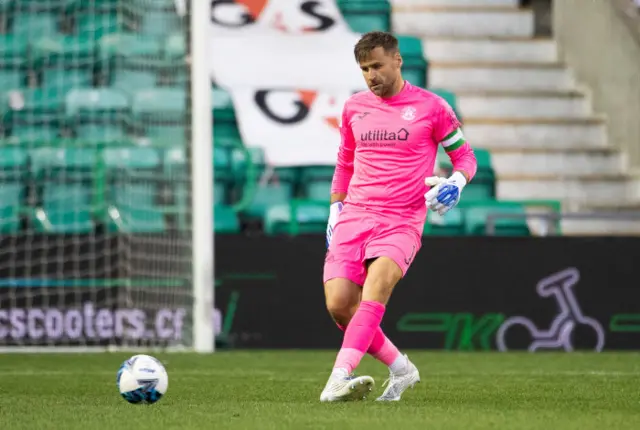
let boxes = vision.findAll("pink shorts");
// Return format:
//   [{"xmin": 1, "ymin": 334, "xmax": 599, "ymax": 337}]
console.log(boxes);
[{"xmin": 323, "ymin": 207, "xmax": 422, "ymax": 286}]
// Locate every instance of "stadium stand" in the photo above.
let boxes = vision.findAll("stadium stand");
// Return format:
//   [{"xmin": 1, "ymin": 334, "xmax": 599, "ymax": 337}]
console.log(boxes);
[{"xmin": 0, "ymin": 0, "xmax": 560, "ymax": 238}]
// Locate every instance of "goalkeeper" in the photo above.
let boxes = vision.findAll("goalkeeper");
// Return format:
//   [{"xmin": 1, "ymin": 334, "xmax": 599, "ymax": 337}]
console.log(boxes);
[{"xmin": 320, "ymin": 31, "xmax": 478, "ymax": 402}]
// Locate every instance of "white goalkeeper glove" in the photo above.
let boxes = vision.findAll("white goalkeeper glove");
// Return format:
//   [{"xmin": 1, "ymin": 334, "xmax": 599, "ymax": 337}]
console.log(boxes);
[
  {"xmin": 424, "ymin": 171, "xmax": 467, "ymax": 215},
  {"xmin": 326, "ymin": 201, "xmax": 343, "ymax": 249}
]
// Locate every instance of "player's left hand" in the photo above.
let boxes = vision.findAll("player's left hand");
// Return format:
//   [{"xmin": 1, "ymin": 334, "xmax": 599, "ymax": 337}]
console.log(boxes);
[{"xmin": 424, "ymin": 172, "xmax": 467, "ymax": 215}]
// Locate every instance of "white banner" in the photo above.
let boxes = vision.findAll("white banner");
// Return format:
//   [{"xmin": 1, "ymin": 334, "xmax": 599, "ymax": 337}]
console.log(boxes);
[
  {"xmin": 209, "ymin": 0, "xmax": 371, "ymax": 165},
  {"xmin": 210, "ymin": 0, "xmax": 353, "ymax": 36},
  {"xmin": 209, "ymin": 0, "xmax": 366, "ymax": 88},
  {"xmin": 229, "ymin": 87, "xmax": 358, "ymax": 166}
]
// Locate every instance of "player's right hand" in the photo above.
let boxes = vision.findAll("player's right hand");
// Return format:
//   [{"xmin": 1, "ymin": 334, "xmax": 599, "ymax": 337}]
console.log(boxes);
[{"xmin": 326, "ymin": 202, "xmax": 344, "ymax": 249}]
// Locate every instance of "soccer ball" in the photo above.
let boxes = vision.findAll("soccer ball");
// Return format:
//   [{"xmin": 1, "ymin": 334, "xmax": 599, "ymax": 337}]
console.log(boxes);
[{"xmin": 116, "ymin": 354, "xmax": 168, "ymax": 404}]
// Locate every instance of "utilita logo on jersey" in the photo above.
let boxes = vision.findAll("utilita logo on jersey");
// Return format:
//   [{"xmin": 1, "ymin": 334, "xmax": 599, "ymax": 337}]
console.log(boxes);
[
  {"xmin": 211, "ymin": 0, "xmax": 338, "ymax": 33},
  {"xmin": 359, "ymin": 128, "xmax": 410, "ymax": 148}
]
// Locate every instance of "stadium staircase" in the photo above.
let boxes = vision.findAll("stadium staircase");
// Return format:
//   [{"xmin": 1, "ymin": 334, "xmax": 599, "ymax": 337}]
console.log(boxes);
[{"xmin": 392, "ymin": 0, "xmax": 640, "ymax": 235}]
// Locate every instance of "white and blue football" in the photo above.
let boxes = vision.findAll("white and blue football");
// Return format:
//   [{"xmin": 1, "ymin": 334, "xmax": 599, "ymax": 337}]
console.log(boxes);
[{"xmin": 116, "ymin": 354, "xmax": 168, "ymax": 404}]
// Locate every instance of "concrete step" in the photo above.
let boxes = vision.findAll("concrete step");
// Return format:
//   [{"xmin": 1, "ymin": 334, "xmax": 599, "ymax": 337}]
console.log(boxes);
[
  {"xmin": 497, "ymin": 175, "xmax": 628, "ymax": 206},
  {"xmin": 429, "ymin": 62, "xmax": 577, "ymax": 91},
  {"xmin": 456, "ymin": 90, "xmax": 590, "ymax": 118},
  {"xmin": 463, "ymin": 117, "xmax": 607, "ymax": 148},
  {"xmin": 489, "ymin": 149, "xmax": 625, "ymax": 176},
  {"xmin": 424, "ymin": 37, "xmax": 558, "ymax": 63},
  {"xmin": 392, "ymin": 0, "xmax": 519, "ymax": 7},
  {"xmin": 392, "ymin": 6, "xmax": 534, "ymax": 38}
]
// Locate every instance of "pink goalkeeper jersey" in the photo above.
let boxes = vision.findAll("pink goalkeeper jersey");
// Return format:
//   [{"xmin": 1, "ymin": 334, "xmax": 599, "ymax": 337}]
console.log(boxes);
[{"xmin": 331, "ymin": 81, "xmax": 478, "ymax": 232}]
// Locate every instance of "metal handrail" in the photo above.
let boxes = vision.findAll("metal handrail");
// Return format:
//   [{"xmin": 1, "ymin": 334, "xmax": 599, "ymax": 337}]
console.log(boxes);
[{"xmin": 485, "ymin": 211, "xmax": 640, "ymax": 236}]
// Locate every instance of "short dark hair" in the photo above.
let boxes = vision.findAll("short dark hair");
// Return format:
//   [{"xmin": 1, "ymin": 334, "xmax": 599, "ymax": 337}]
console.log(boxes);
[{"xmin": 353, "ymin": 31, "xmax": 399, "ymax": 63}]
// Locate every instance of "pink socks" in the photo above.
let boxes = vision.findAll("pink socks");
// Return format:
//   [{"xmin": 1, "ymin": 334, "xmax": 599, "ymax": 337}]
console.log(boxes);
[
  {"xmin": 336, "ymin": 322, "xmax": 401, "ymax": 368},
  {"xmin": 333, "ymin": 300, "xmax": 397, "ymax": 373}
]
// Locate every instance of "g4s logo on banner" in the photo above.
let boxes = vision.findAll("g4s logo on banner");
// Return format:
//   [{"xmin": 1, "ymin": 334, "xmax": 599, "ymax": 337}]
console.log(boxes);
[
  {"xmin": 254, "ymin": 89, "xmax": 347, "ymax": 128},
  {"xmin": 229, "ymin": 88, "xmax": 356, "ymax": 166},
  {"xmin": 208, "ymin": 0, "xmax": 364, "ymax": 88},
  {"xmin": 210, "ymin": 0, "xmax": 341, "ymax": 34}
]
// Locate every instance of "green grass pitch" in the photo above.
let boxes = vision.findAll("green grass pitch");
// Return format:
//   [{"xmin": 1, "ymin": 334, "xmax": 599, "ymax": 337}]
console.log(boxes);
[{"xmin": 1, "ymin": 351, "xmax": 639, "ymax": 429}]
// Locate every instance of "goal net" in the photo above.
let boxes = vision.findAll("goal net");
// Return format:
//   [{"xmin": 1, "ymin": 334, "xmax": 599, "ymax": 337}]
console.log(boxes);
[{"xmin": 0, "ymin": 0, "xmax": 214, "ymax": 351}]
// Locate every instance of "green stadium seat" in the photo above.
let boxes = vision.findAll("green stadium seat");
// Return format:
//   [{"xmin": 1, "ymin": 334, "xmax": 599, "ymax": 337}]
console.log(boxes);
[
  {"xmin": 9, "ymin": 125, "xmax": 61, "ymax": 144},
  {"xmin": 4, "ymin": 88, "xmax": 65, "ymax": 142},
  {"xmin": 463, "ymin": 201, "xmax": 531, "ymax": 236},
  {"xmin": 0, "ymin": 34, "xmax": 27, "ymax": 58},
  {"xmin": 7, "ymin": 87, "xmax": 65, "ymax": 115},
  {"xmin": 436, "ymin": 145, "xmax": 496, "ymax": 201},
  {"xmin": 67, "ymin": 0, "xmax": 122, "ymax": 40},
  {"xmin": 66, "ymin": 88, "xmax": 129, "ymax": 143},
  {"xmin": 132, "ymin": 88, "xmax": 185, "ymax": 114},
  {"xmin": 4, "ymin": 0, "xmax": 67, "ymax": 9},
  {"xmin": 0, "ymin": 147, "xmax": 28, "ymax": 171},
  {"xmin": 104, "ymin": 146, "xmax": 160, "ymax": 171},
  {"xmin": 132, "ymin": 88, "xmax": 185, "ymax": 144},
  {"xmin": 430, "ymin": 88, "xmax": 462, "ymax": 122},
  {"xmin": 164, "ymin": 146, "xmax": 229, "ymax": 206},
  {"xmin": 231, "ymin": 146, "xmax": 266, "ymax": 185},
  {"xmin": 425, "ymin": 207, "xmax": 465, "ymax": 236},
  {"xmin": 212, "ymin": 86, "xmax": 240, "ymax": 141},
  {"xmin": 397, "ymin": 35, "xmax": 428, "ymax": 88},
  {"xmin": 109, "ymin": 68, "xmax": 157, "ymax": 94},
  {"xmin": 298, "ymin": 165, "xmax": 334, "ymax": 200},
  {"xmin": 31, "ymin": 147, "xmax": 97, "ymax": 177},
  {"xmin": 44, "ymin": 69, "xmax": 94, "ymax": 95},
  {"xmin": 0, "ymin": 70, "xmax": 22, "ymax": 91},
  {"xmin": 107, "ymin": 183, "xmax": 166, "ymax": 233},
  {"xmin": 243, "ymin": 184, "xmax": 293, "ymax": 220},
  {"xmin": 76, "ymin": 13, "xmax": 120, "ymax": 40},
  {"xmin": 32, "ymin": 36, "xmax": 95, "ymax": 63},
  {"xmin": 0, "ymin": 147, "xmax": 27, "ymax": 233},
  {"xmin": 212, "ymin": 87, "xmax": 236, "ymax": 122},
  {"xmin": 214, "ymin": 146, "xmax": 233, "ymax": 183},
  {"xmin": 36, "ymin": 183, "xmax": 94, "ymax": 233},
  {"xmin": 306, "ymin": 181, "xmax": 331, "ymax": 201},
  {"xmin": 31, "ymin": 147, "xmax": 97, "ymax": 233},
  {"xmin": 98, "ymin": 33, "xmax": 164, "ymax": 91},
  {"xmin": 264, "ymin": 201, "xmax": 329, "ymax": 235},
  {"xmin": 165, "ymin": 32, "xmax": 185, "ymax": 59},
  {"xmin": 64, "ymin": 0, "xmax": 118, "ymax": 10},
  {"xmin": 99, "ymin": 32, "xmax": 162, "ymax": 58},
  {"xmin": 33, "ymin": 36, "xmax": 95, "ymax": 94},
  {"xmin": 214, "ymin": 182, "xmax": 226, "ymax": 206},
  {"xmin": 337, "ymin": 0, "xmax": 391, "ymax": 33},
  {"xmin": 300, "ymin": 165, "xmax": 335, "ymax": 182},
  {"xmin": 215, "ymin": 135, "xmax": 243, "ymax": 149},
  {"xmin": 11, "ymin": 13, "xmax": 59, "ymax": 39},
  {"xmin": 274, "ymin": 167, "xmax": 299, "ymax": 190},
  {"xmin": 437, "ymin": 146, "xmax": 493, "ymax": 172},
  {"xmin": 214, "ymin": 204, "xmax": 240, "ymax": 234},
  {"xmin": 0, "ymin": 35, "xmax": 27, "ymax": 91},
  {"xmin": 129, "ymin": 0, "xmax": 182, "ymax": 38},
  {"xmin": 0, "ymin": 183, "xmax": 23, "ymax": 233}
]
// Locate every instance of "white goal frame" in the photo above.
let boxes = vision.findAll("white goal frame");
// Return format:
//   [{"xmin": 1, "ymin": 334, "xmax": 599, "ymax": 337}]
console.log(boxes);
[{"xmin": 0, "ymin": 0, "xmax": 215, "ymax": 354}]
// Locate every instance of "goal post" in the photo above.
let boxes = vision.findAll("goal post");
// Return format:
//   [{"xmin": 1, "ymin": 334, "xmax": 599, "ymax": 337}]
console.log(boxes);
[
  {"xmin": 189, "ymin": 0, "xmax": 215, "ymax": 353},
  {"xmin": 0, "ymin": 0, "xmax": 215, "ymax": 353}
]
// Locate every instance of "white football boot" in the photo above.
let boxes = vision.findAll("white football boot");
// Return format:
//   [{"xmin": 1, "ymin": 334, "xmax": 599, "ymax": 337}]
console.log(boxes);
[
  {"xmin": 375, "ymin": 355, "xmax": 421, "ymax": 401},
  {"xmin": 320, "ymin": 368, "xmax": 375, "ymax": 402}
]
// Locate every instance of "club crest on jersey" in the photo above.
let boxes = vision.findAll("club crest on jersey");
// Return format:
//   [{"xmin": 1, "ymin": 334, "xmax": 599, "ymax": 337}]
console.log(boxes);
[{"xmin": 401, "ymin": 106, "xmax": 416, "ymax": 121}]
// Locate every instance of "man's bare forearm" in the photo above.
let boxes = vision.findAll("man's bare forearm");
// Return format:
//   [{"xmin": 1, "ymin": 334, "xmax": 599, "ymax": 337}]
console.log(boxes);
[{"xmin": 330, "ymin": 193, "xmax": 347, "ymax": 204}]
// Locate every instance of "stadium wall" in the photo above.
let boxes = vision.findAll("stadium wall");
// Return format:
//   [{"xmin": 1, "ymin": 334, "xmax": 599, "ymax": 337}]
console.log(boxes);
[
  {"xmin": 553, "ymin": 0, "xmax": 640, "ymax": 171},
  {"xmin": 1, "ymin": 235, "xmax": 640, "ymax": 351}
]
